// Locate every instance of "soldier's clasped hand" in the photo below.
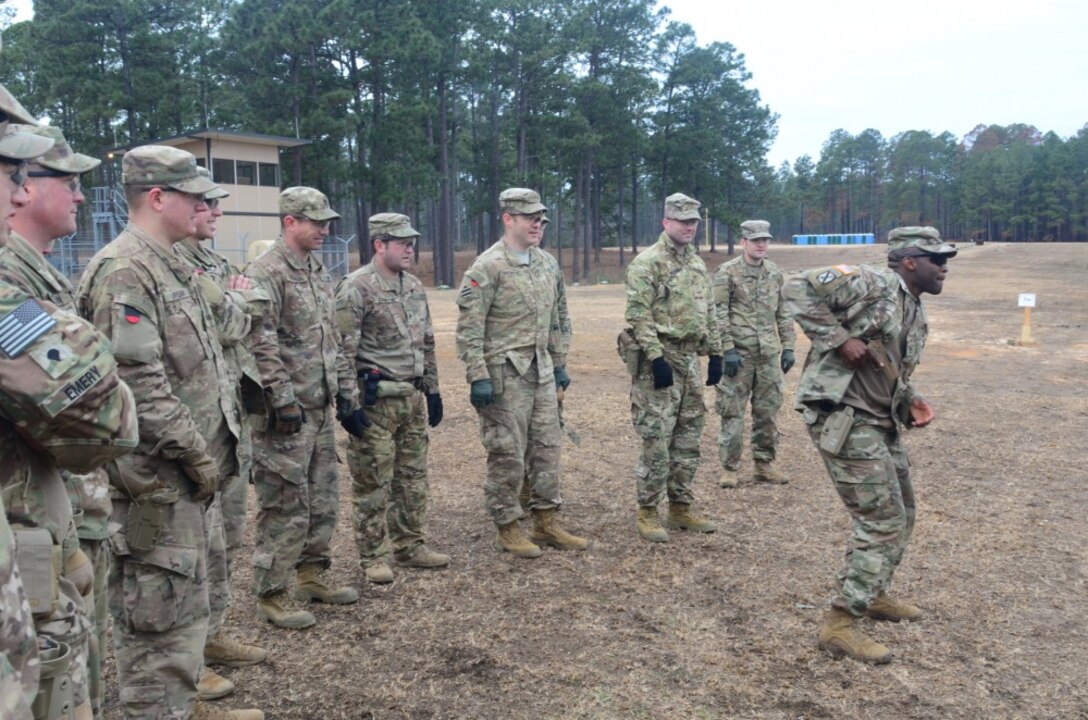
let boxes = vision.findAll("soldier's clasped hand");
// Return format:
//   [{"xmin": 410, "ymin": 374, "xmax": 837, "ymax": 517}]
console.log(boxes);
[
  {"xmin": 723, "ymin": 348, "xmax": 743, "ymax": 377},
  {"xmin": 274, "ymin": 402, "xmax": 305, "ymax": 434},
  {"xmin": 469, "ymin": 379, "xmax": 494, "ymax": 408},
  {"xmin": 836, "ymin": 337, "xmax": 884, "ymax": 371}
]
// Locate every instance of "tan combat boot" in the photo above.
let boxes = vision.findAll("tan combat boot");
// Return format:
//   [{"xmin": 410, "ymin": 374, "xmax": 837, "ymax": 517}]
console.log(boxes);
[
  {"xmin": 204, "ymin": 632, "xmax": 269, "ymax": 668},
  {"xmin": 494, "ymin": 521, "xmax": 542, "ymax": 558},
  {"xmin": 818, "ymin": 607, "xmax": 893, "ymax": 664},
  {"xmin": 636, "ymin": 507, "xmax": 668, "ymax": 543},
  {"xmin": 191, "ymin": 700, "xmax": 264, "ymax": 720},
  {"xmin": 294, "ymin": 564, "xmax": 360, "ymax": 605},
  {"xmin": 531, "ymin": 508, "xmax": 589, "ymax": 551},
  {"xmin": 257, "ymin": 590, "xmax": 315, "ymax": 630},
  {"xmin": 363, "ymin": 558, "xmax": 394, "ymax": 584},
  {"xmin": 719, "ymin": 467, "xmax": 739, "ymax": 488},
  {"xmin": 394, "ymin": 544, "xmax": 451, "ymax": 568},
  {"xmin": 666, "ymin": 503, "xmax": 716, "ymax": 533},
  {"xmin": 866, "ymin": 593, "xmax": 924, "ymax": 622},
  {"xmin": 753, "ymin": 461, "xmax": 789, "ymax": 484},
  {"xmin": 197, "ymin": 669, "xmax": 235, "ymax": 700}
]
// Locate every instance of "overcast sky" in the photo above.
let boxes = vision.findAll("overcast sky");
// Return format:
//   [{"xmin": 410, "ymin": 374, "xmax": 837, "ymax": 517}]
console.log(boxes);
[
  {"xmin": 6, "ymin": 0, "xmax": 1085, "ymax": 169},
  {"xmin": 663, "ymin": 0, "xmax": 1088, "ymax": 167}
]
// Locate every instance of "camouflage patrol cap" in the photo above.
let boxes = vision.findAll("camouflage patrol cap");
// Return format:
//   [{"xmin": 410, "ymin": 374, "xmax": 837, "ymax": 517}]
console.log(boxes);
[
  {"xmin": 121, "ymin": 145, "xmax": 217, "ymax": 194},
  {"xmin": 280, "ymin": 186, "xmax": 340, "ymax": 221},
  {"xmin": 0, "ymin": 84, "xmax": 38, "ymax": 125},
  {"xmin": 499, "ymin": 187, "xmax": 547, "ymax": 215},
  {"xmin": 0, "ymin": 122, "xmax": 54, "ymax": 162},
  {"xmin": 197, "ymin": 167, "xmax": 229, "ymax": 200},
  {"xmin": 369, "ymin": 212, "xmax": 419, "ymax": 239},
  {"xmin": 887, "ymin": 226, "xmax": 957, "ymax": 257},
  {"xmin": 14, "ymin": 124, "xmax": 101, "ymax": 174},
  {"xmin": 740, "ymin": 219, "xmax": 772, "ymax": 241},
  {"xmin": 664, "ymin": 193, "xmax": 701, "ymax": 221}
]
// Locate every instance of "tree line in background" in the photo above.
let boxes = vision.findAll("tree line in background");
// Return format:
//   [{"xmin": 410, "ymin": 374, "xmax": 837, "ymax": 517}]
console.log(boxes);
[{"xmin": 1, "ymin": 0, "xmax": 1085, "ymax": 286}]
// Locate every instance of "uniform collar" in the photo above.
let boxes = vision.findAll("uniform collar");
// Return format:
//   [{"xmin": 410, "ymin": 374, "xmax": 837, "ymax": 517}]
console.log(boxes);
[
  {"xmin": 125, "ymin": 223, "xmax": 198, "ymax": 284},
  {"xmin": 4, "ymin": 232, "xmax": 69, "ymax": 289},
  {"xmin": 274, "ymin": 237, "xmax": 324, "ymax": 273},
  {"xmin": 657, "ymin": 231, "xmax": 694, "ymax": 260}
]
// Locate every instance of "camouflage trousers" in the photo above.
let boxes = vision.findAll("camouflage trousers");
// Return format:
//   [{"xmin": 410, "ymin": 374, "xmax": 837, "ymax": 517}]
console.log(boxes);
[
  {"xmin": 1, "ymin": 507, "xmax": 38, "ymax": 718},
  {"xmin": 77, "ymin": 537, "xmax": 109, "ymax": 720},
  {"xmin": 346, "ymin": 392, "xmax": 429, "ymax": 562},
  {"xmin": 251, "ymin": 404, "xmax": 340, "ymax": 596},
  {"xmin": 206, "ymin": 425, "xmax": 241, "ymax": 639},
  {"xmin": 716, "ymin": 350, "xmax": 783, "ymax": 467},
  {"xmin": 631, "ymin": 349, "xmax": 705, "ymax": 508},
  {"xmin": 477, "ymin": 360, "xmax": 562, "ymax": 527},
  {"xmin": 806, "ymin": 407, "xmax": 915, "ymax": 617},
  {"xmin": 109, "ymin": 489, "xmax": 210, "ymax": 720}
]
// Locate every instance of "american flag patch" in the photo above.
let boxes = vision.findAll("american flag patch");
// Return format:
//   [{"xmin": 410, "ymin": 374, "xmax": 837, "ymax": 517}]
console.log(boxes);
[{"xmin": 0, "ymin": 299, "xmax": 57, "ymax": 358}]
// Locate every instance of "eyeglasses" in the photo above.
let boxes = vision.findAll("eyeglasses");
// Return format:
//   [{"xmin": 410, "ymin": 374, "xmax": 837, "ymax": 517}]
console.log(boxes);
[
  {"xmin": 9, "ymin": 168, "xmax": 26, "ymax": 189},
  {"xmin": 672, "ymin": 218, "xmax": 700, "ymax": 227},
  {"xmin": 141, "ymin": 186, "xmax": 206, "ymax": 205},
  {"xmin": 289, "ymin": 214, "xmax": 331, "ymax": 229},
  {"xmin": 28, "ymin": 171, "xmax": 81, "ymax": 193},
  {"xmin": 205, "ymin": 198, "xmax": 220, "ymax": 210}
]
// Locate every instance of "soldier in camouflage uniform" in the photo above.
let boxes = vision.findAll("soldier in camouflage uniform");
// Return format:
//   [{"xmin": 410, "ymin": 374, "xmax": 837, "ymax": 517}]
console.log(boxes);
[
  {"xmin": 784, "ymin": 226, "xmax": 955, "ymax": 664},
  {"xmin": 0, "ymin": 109, "xmax": 138, "ymax": 720},
  {"xmin": 245, "ymin": 187, "xmax": 360, "ymax": 629},
  {"xmin": 175, "ymin": 171, "xmax": 269, "ymax": 697},
  {"xmin": 335, "ymin": 213, "xmax": 449, "ymax": 584},
  {"xmin": 0, "ymin": 123, "xmax": 116, "ymax": 720},
  {"xmin": 455, "ymin": 188, "xmax": 587, "ymax": 559},
  {"xmin": 712, "ymin": 220, "xmax": 796, "ymax": 488},
  {"xmin": 77, "ymin": 146, "xmax": 262, "ymax": 720},
  {"xmin": 622, "ymin": 193, "xmax": 722, "ymax": 543}
]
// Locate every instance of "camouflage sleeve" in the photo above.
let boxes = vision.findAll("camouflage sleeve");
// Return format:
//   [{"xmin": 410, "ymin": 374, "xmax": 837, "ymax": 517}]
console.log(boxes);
[
  {"xmin": 455, "ymin": 264, "xmax": 494, "ymax": 383},
  {"xmin": 704, "ymin": 271, "xmax": 722, "ymax": 356},
  {"xmin": 244, "ymin": 262, "xmax": 295, "ymax": 409},
  {"xmin": 196, "ymin": 272, "xmax": 251, "ymax": 347},
  {"xmin": 774, "ymin": 270, "xmax": 796, "ymax": 351},
  {"xmin": 422, "ymin": 294, "xmax": 439, "ymax": 394},
  {"xmin": 548, "ymin": 259, "xmax": 571, "ymax": 368},
  {"xmin": 712, "ymin": 266, "xmax": 734, "ymax": 352},
  {"xmin": 330, "ymin": 281, "xmax": 358, "ymax": 403},
  {"xmin": 334, "ymin": 276, "xmax": 362, "ymax": 382},
  {"xmin": 782, "ymin": 266, "xmax": 885, "ymax": 353},
  {"xmin": 0, "ymin": 292, "xmax": 138, "ymax": 474},
  {"xmin": 77, "ymin": 262, "xmax": 204, "ymax": 465},
  {"xmin": 624, "ymin": 260, "xmax": 664, "ymax": 360},
  {"xmin": 0, "ymin": 503, "xmax": 38, "ymax": 714}
]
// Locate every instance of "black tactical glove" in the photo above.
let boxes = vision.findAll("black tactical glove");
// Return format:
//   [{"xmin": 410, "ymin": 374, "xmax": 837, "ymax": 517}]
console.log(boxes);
[
  {"xmin": 427, "ymin": 393, "xmax": 444, "ymax": 428},
  {"xmin": 723, "ymin": 348, "xmax": 744, "ymax": 378},
  {"xmin": 780, "ymin": 349, "xmax": 796, "ymax": 374},
  {"xmin": 470, "ymin": 379, "xmax": 494, "ymax": 409},
  {"xmin": 553, "ymin": 365, "xmax": 571, "ymax": 390},
  {"xmin": 650, "ymin": 356, "xmax": 673, "ymax": 390},
  {"xmin": 274, "ymin": 402, "xmax": 305, "ymax": 435},
  {"xmin": 705, "ymin": 355, "xmax": 723, "ymax": 386},
  {"xmin": 336, "ymin": 392, "xmax": 370, "ymax": 438}
]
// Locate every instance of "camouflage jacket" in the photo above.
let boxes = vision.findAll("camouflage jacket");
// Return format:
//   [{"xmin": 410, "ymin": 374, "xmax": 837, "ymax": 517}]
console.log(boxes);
[
  {"xmin": 0, "ymin": 233, "xmax": 76, "ymax": 311},
  {"xmin": 455, "ymin": 240, "xmax": 570, "ymax": 383},
  {"xmin": 624, "ymin": 232, "xmax": 721, "ymax": 359},
  {"xmin": 244, "ymin": 238, "xmax": 355, "ymax": 410},
  {"xmin": 77, "ymin": 224, "xmax": 237, "ymax": 492},
  {"xmin": 0, "ymin": 234, "xmax": 115, "ymax": 539},
  {"xmin": 335, "ymin": 263, "xmax": 438, "ymax": 393},
  {"xmin": 784, "ymin": 263, "xmax": 926, "ymax": 422},
  {"xmin": 1, "ymin": 496, "xmax": 38, "ymax": 717},
  {"xmin": 1, "ymin": 282, "xmax": 137, "ymax": 573},
  {"xmin": 713, "ymin": 256, "xmax": 795, "ymax": 356},
  {"xmin": 175, "ymin": 239, "xmax": 266, "ymax": 393}
]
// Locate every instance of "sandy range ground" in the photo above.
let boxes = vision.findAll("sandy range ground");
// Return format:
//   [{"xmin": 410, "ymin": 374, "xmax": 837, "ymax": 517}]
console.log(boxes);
[{"xmin": 103, "ymin": 242, "xmax": 1088, "ymax": 719}]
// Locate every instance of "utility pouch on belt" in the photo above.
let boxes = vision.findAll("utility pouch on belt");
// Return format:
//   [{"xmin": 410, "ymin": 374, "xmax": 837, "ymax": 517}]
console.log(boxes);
[
  {"xmin": 33, "ymin": 637, "xmax": 73, "ymax": 720},
  {"xmin": 127, "ymin": 488, "xmax": 181, "ymax": 554},
  {"xmin": 376, "ymin": 380, "xmax": 417, "ymax": 399},
  {"xmin": 14, "ymin": 528, "xmax": 58, "ymax": 617},
  {"xmin": 819, "ymin": 406, "xmax": 855, "ymax": 456},
  {"xmin": 616, "ymin": 327, "xmax": 641, "ymax": 376},
  {"xmin": 361, "ymin": 369, "xmax": 382, "ymax": 406}
]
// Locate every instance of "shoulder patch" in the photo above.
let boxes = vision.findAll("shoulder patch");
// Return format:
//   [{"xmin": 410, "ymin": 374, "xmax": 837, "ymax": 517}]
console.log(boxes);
[{"xmin": 0, "ymin": 298, "xmax": 56, "ymax": 358}]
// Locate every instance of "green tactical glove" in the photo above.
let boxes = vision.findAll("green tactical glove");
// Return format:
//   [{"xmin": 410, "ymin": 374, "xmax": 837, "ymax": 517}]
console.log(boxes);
[
  {"xmin": 470, "ymin": 379, "xmax": 494, "ymax": 409},
  {"xmin": 182, "ymin": 452, "xmax": 220, "ymax": 501},
  {"xmin": 780, "ymin": 349, "xmax": 796, "ymax": 374},
  {"xmin": 723, "ymin": 348, "xmax": 744, "ymax": 378},
  {"xmin": 553, "ymin": 365, "xmax": 571, "ymax": 390},
  {"xmin": 274, "ymin": 402, "xmax": 304, "ymax": 435}
]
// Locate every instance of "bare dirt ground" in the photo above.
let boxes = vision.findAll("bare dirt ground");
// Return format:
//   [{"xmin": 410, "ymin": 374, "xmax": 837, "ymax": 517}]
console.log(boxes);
[{"xmin": 105, "ymin": 242, "xmax": 1088, "ymax": 719}]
